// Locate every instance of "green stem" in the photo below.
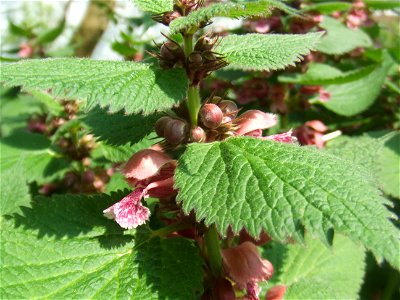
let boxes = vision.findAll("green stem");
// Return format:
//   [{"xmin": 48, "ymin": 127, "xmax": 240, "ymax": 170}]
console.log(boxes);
[
  {"xmin": 183, "ymin": 34, "xmax": 200, "ymax": 125},
  {"xmin": 187, "ymin": 85, "xmax": 201, "ymax": 125},
  {"xmin": 204, "ymin": 225, "xmax": 222, "ymax": 278},
  {"xmin": 150, "ymin": 222, "xmax": 191, "ymax": 238}
]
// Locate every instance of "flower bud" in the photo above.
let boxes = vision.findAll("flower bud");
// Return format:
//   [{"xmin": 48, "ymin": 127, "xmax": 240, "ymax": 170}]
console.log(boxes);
[
  {"xmin": 190, "ymin": 126, "xmax": 205, "ymax": 142},
  {"xmin": 164, "ymin": 119, "xmax": 189, "ymax": 145},
  {"xmin": 218, "ymin": 100, "xmax": 238, "ymax": 118},
  {"xmin": 160, "ymin": 41, "xmax": 181, "ymax": 61},
  {"xmin": 194, "ymin": 36, "xmax": 216, "ymax": 52},
  {"xmin": 155, "ymin": 116, "xmax": 174, "ymax": 137},
  {"xmin": 265, "ymin": 285, "xmax": 287, "ymax": 300},
  {"xmin": 188, "ymin": 52, "xmax": 203, "ymax": 64},
  {"xmin": 200, "ymin": 104, "xmax": 223, "ymax": 129}
]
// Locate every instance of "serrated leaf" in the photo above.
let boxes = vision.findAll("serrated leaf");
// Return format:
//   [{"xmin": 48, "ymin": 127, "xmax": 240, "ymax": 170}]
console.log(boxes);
[
  {"xmin": 106, "ymin": 173, "xmax": 130, "ymax": 193},
  {"xmin": 0, "ymin": 130, "xmax": 68, "ymax": 182},
  {"xmin": 1, "ymin": 192, "xmax": 204, "ymax": 299},
  {"xmin": 312, "ymin": 55, "xmax": 393, "ymax": 116},
  {"xmin": 175, "ymin": 137, "xmax": 399, "ymax": 269},
  {"xmin": 132, "ymin": 0, "xmax": 174, "ymax": 14},
  {"xmin": 97, "ymin": 136, "xmax": 159, "ymax": 163},
  {"xmin": 214, "ymin": 32, "xmax": 323, "ymax": 71},
  {"xmin": 1, "ymin": 58, "xmax": 188, "ymax": 115},
  {"xmin": 0, "ymin": 131, "xmax": 68, "ymax": 215},
  {"xmin": 84, "ymin": 107, "xmax": 159, "ymax": 146},
  {"xmin": 169, "ymin": 0, "xmax": 297, "ymax": 35},
  {"xmin": 302, "ymin": 2, "xmax": 352, "ymax": 14},
  {"xmin": 316, "ymin": 17, "xmax": 372, "ymax": 55},
  {"xmin": 327, "ymin": 132, "xmax": 400, "ymax": 199},
  {"xmin": 264, "ymin": 234, "xmax": 365, "ymax": 299},
  {"xmin": 278, "ymin": 63, "xmax": 376, "ymax": 85}
]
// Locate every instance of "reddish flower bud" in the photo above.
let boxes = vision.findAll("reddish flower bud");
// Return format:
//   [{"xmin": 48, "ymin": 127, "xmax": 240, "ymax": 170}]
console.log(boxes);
[
  {"xmin": 200, "ymin": 104, "xmax": 223, "ymax": 129},
  {"xmin": 164, "ymin": 119, "xmax": 189, "ymax": 145},
  {"xmin": 190, "ymin": 126, "xmax": 205, "ymax": 142},
  {"xmin": 188, "ymin": 52, "xmax": 203, "ymax": 64},
  {"xmin": 218, "ymin": 100, "xmax": 238, "ymax": 118},
  {"xmin": 194, "ymin": 36, "xmax": 216, "ymax": 52},
  {"xmin": 155, "ymin": 116, "xmax": 174, "ymax": 137},
  {"xmin": 160, "ymin": 41, "xmax": 181, "ymax": 61}
]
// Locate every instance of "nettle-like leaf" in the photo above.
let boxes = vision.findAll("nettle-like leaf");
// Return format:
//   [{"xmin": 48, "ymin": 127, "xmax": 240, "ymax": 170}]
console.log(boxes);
[
  {"xmin": 132, "ymin": 0, "xmax": 174, "ymax": 14},
  {"xmin": 327, "ymin": 132, "xmax": 400, "ymax": 199},
  {"xmin": 214, "ymin": 32, "xmax": 323, "ymax": 71},
  {"xmin": 169, "ymin": 0, "xmax": 298, "ymax": 35},
  {"xmin": 84, "ymin": 107, "xmax": 159, "ymax": 146},
  {"xmin": 1, "ymin": 192, "xmax": 204, "ymax": 299},
  {"xmin": 175, "ymin": 137, "xmax": 399, "ymax": 269},
  {"xmin": 1, "ymin": 58, "xmax": 188, "ymax": 115},
  {"xmin": 316, "ymin": 16, "xmax": 372, "ymax": 55},
  {"xmin": 302, "ymin": 2, "xmax": 352, "ymax": 14},
  {"xmin": 263, "ymin": 234, "xmax": 365, "ymax": 299},
  {"xmin": 278, "ymin": 63, "xmax": 376, "ymax": 85},
  {"xmin": 311, "ymin": 55, "xmax": 393, "ymax": 116},
  {"xmin": 0, "ymin": 131, "xmax": 68, "ymax": 215},
  {"xmin": 364, "ymin": 0, "xmax": 400, "ymax": 9}
]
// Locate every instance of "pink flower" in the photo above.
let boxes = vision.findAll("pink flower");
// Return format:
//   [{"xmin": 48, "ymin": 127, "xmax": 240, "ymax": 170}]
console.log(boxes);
[
  {"xmin": 293, "ymin": 120, "xmax": 328, "ymax": 148},
  {"xmin": 234, "ymin": 110, "xmax": 297, "ymax": 143},
  {"xmin": 222, "ymin": 241, "xmax": 274, "ymax": 300},
  {"xmin": 103, "ymin": 148, "xmax": 177, "ymax": 229},
  {"xmin": 18, "ymin": 43, "xmax": 33, "ymax": 58}
]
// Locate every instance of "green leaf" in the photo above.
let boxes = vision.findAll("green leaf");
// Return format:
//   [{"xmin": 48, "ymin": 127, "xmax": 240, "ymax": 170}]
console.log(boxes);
[
  {"xmin": 26, "ymin": 88, "xmax": 64, "ymax": 115},
  {"xmin": 1, "ymin": 58, "xmax": 188, "ymax": 115},
  {"xmin": 264, "ymin": 234, "xmax": 365, "ymax": 299},
  {"xmin": 169, "ymin": 0, "xmax": 298, "ymax": 35},
  {"xmin": 84, "ymin": 107, "xmax": 159, "ymax": 146},
  {"xmin": 278, "ymin": 63, "xmax": 376, "ymax": 85},
  {"xmin": 364, "ymin": 0, "xmax": 400, "ymax": 9},
  {"xmin": 312, "ymin": 55, "xmax": 393, "ymax": 116},
  {"xmin": 106, "ymin": 172, "xmax": 130, "ymax": 193},
  {"xmin": 132, "ymin": 0, "xmax": 174, "ymax": 14},
  {"xmin": 215, "ymin": 32, "xmax": 323, "ymax": 71},
  {"xmin": 175, "ymin": 137, "xmax": 399, "ymax": 269},
  {"xmin": 36, "ymin": 20, "xmax": 65, "ymax": 44},
  {"xmin": 302, "ymin": 2, "xmax": 352, "ymax": 14},
  {"xmin": 0, "ymin": 130, "xmax": 68, "ymax": 183},
  {"xmin": 316, "ymin": 17, "xmax": 372, "ymax": 55},
  {"xmin": 327, "ymin": 132, "xmax": 400, "ymax": 199},
  {"xmin": 97, "ymin": 136, "xmax": 159, "ymax": 163},
  {"xmin": 1, "ymin": 192, "xmax": 204, "ymax": 299}
]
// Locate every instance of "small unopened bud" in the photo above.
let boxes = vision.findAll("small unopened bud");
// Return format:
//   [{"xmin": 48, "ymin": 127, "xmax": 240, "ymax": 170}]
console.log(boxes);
[
  {"xmin": 188, "ymin": 52, "xmax": 203, "ymax": 64},
  {"xmin": 164, "ymin": 119, "xmax": 189, "ymax": 145},
  {"xmin": 155, "ymin": 116, "xmax": 174, "ymax": 137},
  {"xmin": 200, "ymin": 104, "xmax": 223, "ymax": 129},
  {"xmin": 194, "ymin": 36, "xmax": 216, "ymax": 52},
  {"xmin": 190, "ymin": 126, "xmax": 205, "ymax": 142},
  {"xmin": 218, "ymin": 100, "xmax": 238, "ymax": 117},
  {"xmin": 202, "ymin": 51, "xmax": 217, "ymax": 62},
  {"xmin": 160, "ymin": 42, "xmax": 180, "ymax": 61}
]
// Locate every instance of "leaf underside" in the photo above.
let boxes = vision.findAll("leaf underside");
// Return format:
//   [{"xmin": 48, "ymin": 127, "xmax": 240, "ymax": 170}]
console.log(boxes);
[
  {"xmin": 175, "ymin": 137, "xmax": 399, "ymax": 269},
  {"xmin": 215, "ymin": 32, "xmax": 323, "ymax": 71},
  {"xmin": 132, "ymin": 0, "xmax": 174, "ymax": 14},
  {"xmin": 1, "ymin": 58, "xmax": 188, "ymax": 115}
]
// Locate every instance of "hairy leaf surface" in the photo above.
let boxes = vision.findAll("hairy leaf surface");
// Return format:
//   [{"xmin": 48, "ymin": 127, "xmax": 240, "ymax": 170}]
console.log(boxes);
[
  {"xmin": 169, "ymin": 0, "xmax": 298, "ymax": 35},
  {"xmin": 1, "ymin": 59, "xmax": 188, "ymax": 115},
  {"xmin": 175, "ymin": 137, "xmax": 399, "ymax": 269},
  {"xmin": 316, "ymin": 17, "xmax": 372, "ymax": 55},
  {"xmin": 302, "ymin": 2, "xmax": 352, "ymax": 14},
  {"xmin": 215, "ymin": 32, "xmax": 323, "ymax": 71},
  {"xmin": 1, "ymin": 192, "xmax": 204, "ymax": 299},
  {"xmin": 264, "ymin": 234, "xmax": 365, "ymax": 299},
  {"xmin": 132, "ymin": 0, "xmax": 173, "ymax": 14}
]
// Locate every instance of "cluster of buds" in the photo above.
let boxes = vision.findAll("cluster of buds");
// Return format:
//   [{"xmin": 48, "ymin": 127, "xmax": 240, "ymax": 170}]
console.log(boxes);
[
  {"xmin": 156, "ymin": 39, "xmax": 186, "ymax": 70},
  {"xmin": 63, "ymin": 167, "xmax": 111, "ymax": 194},
  {"xmin": 187, "ymin": 36, "xmax": 227, "ymax": 84},
  {"xmin": 153, "ymin": 0, "xmax": 204, "ymax": 26},
  {"xmin": 57, "ymin": 134, "xmax": 96, "ymax": 160},
  {"xmin": 346, "ymin": 0, "xmax": 370, "ymax": 29},
  {"xmin": 155, "ymin": 116, "xmax": 190, "ymax": 146}
]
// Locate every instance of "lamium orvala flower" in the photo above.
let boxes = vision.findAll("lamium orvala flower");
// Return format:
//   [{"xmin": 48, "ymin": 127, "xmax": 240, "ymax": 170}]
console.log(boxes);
[{"xmin": 103, "ymin": 148, "xmax": 177, "ymax": 229}]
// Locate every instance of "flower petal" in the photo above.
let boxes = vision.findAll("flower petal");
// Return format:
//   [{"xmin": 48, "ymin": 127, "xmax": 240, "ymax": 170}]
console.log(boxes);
[
  {"xmin": 122, "ymin": 149, "xmax": 173, "ymax": 181},
  {"xmin": 145, "ymin": 177, "xmax": 176, "ymax": 198},
  {"xmin": 103, "ymin": 188, "xmax": 150, "ymax": 229},
  {"xmin": 235, "ymin": 110, "xmax": 277, "ymax": 136},
  {"xmin": 221, "ymin": 242, "xmax": 274, "ymax": 290},
  {"xmin": 265, "ymin": 285, "xmax": 287, "ymax": 300},
  {"xmin": 264, "ymin": 130, "xmax": 298, "ymax": 144},
  {"xmin": 305, "ymin": 120, "xmax": 328, "ymax": 133}
]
